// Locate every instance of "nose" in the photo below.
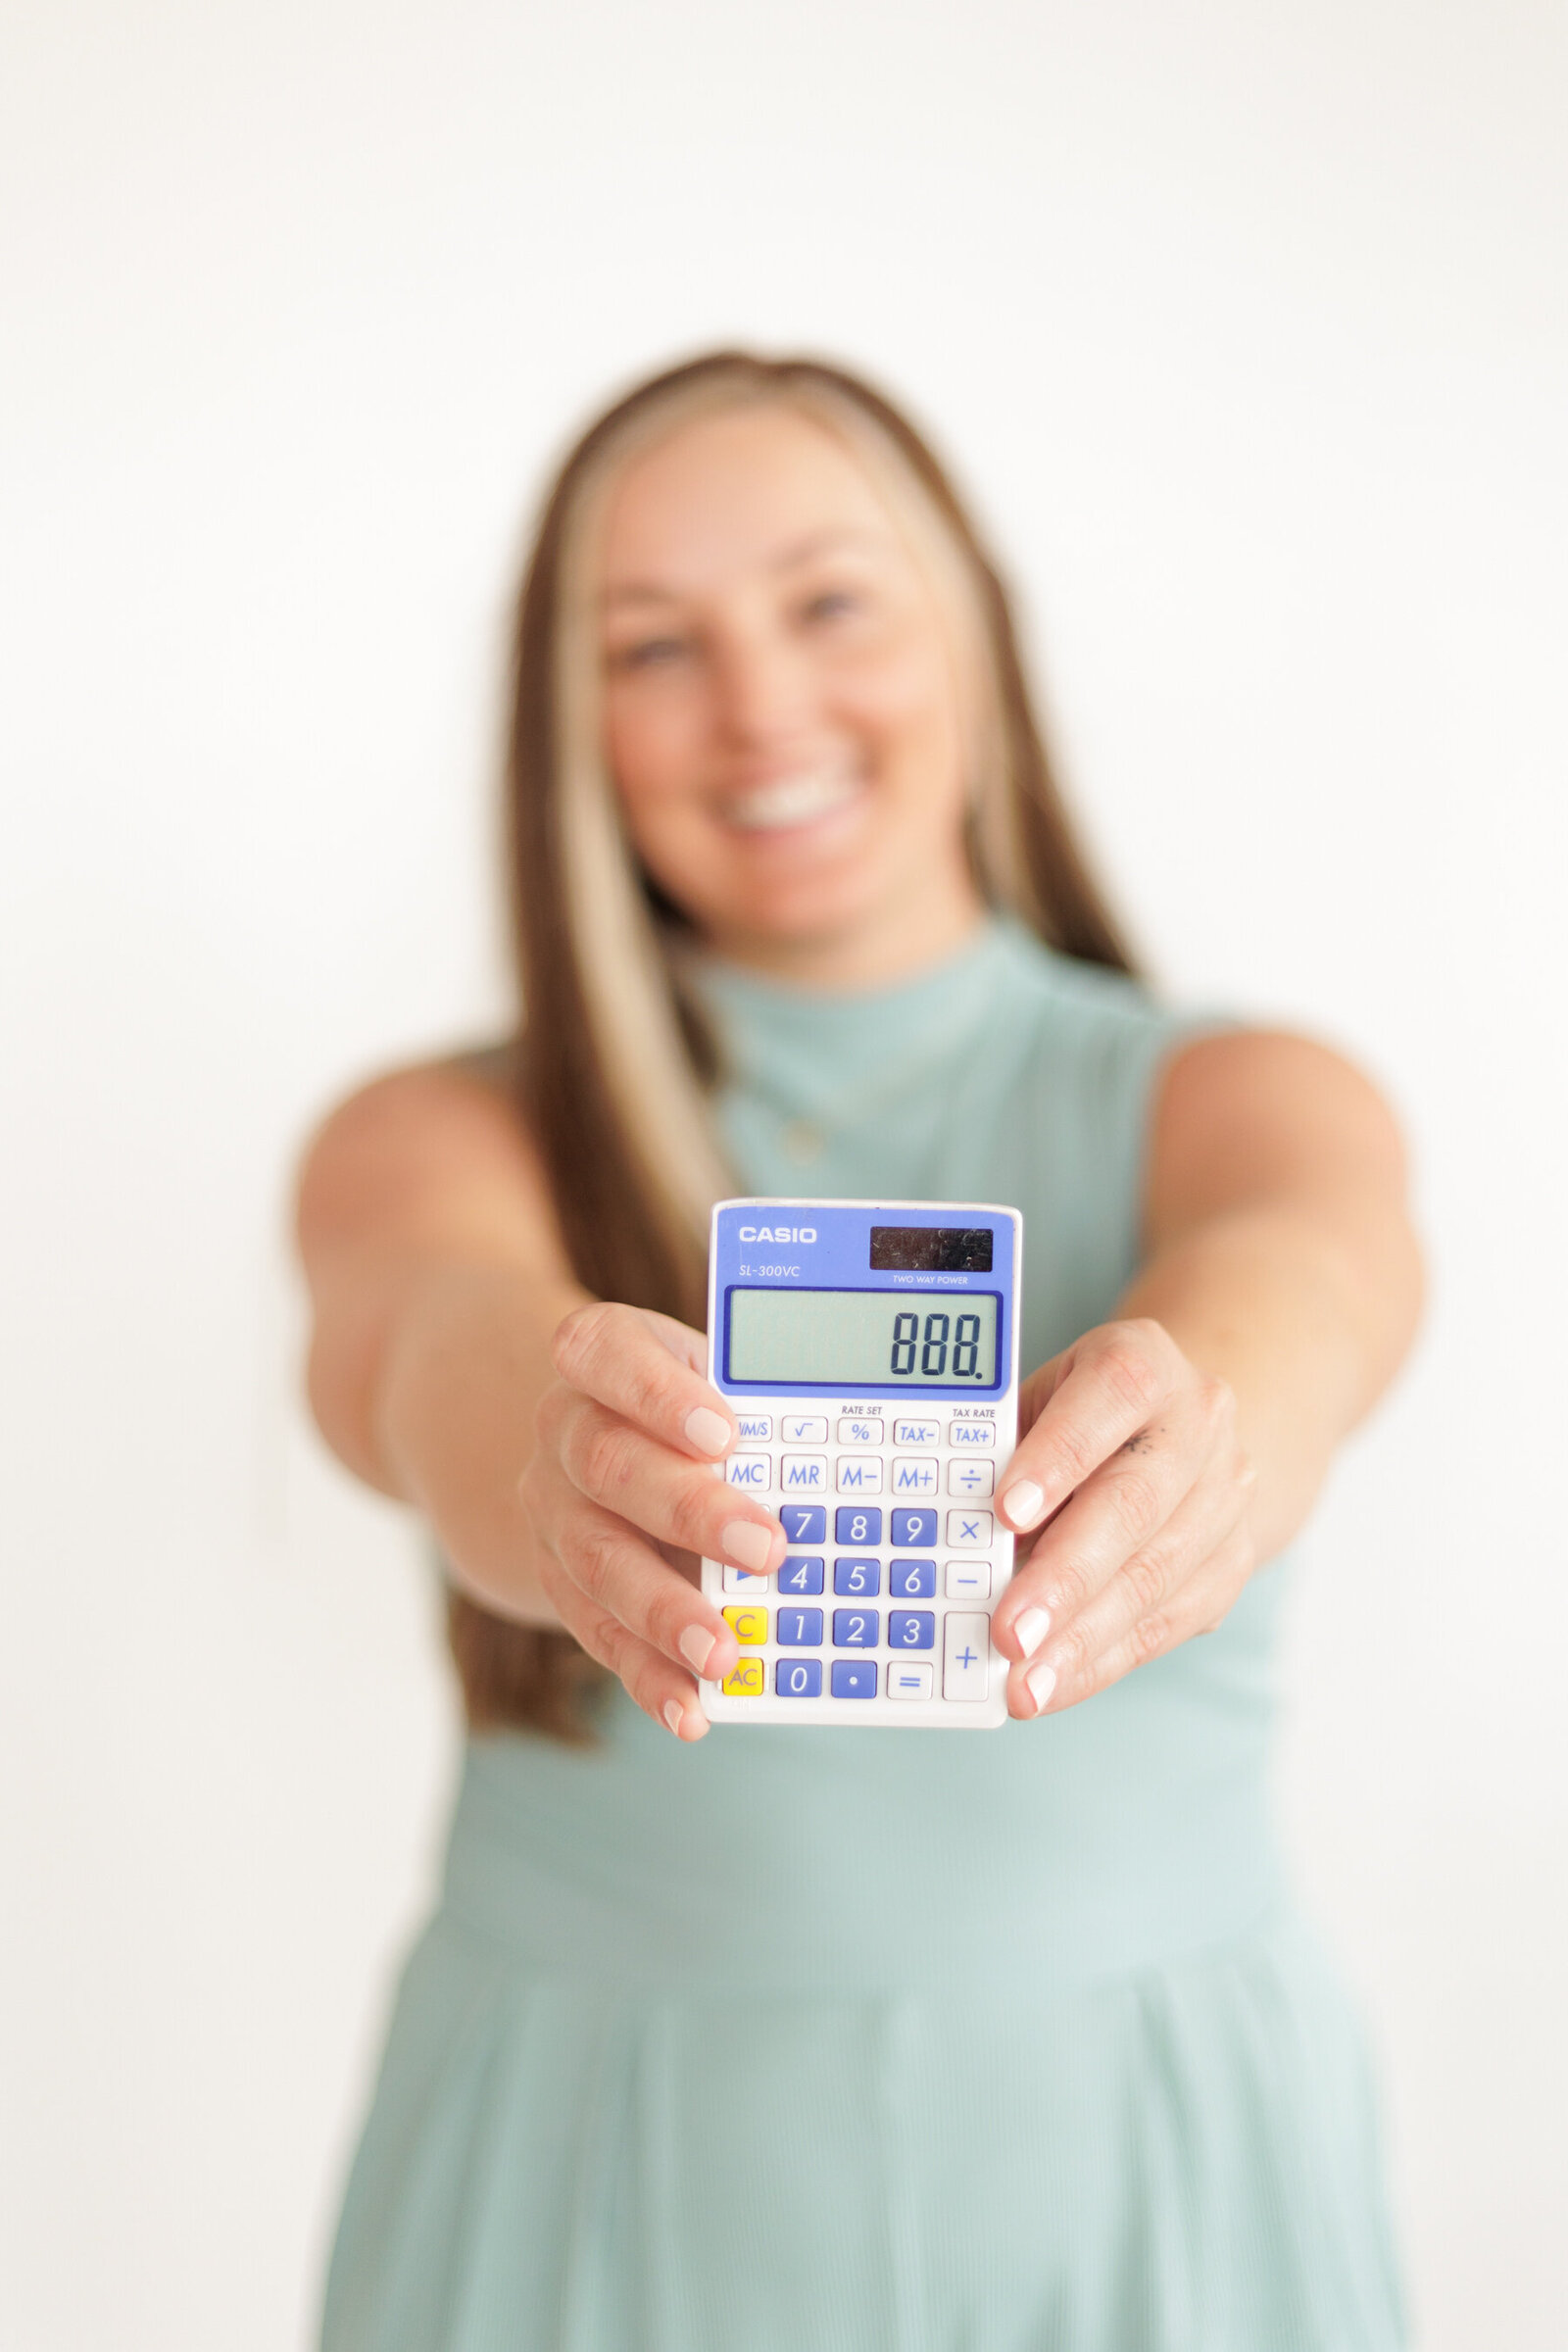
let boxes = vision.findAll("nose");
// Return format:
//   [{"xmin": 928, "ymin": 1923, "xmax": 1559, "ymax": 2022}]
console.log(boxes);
[{"xmin": 711, "ymin": 623, "xmax": 815, "ymax": 750}]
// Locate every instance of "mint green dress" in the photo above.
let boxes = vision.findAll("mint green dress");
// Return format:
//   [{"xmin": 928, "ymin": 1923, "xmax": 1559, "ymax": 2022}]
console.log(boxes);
[{"xmin": 321, "ymin": 921, "xmax": 1404, "ymax": 2351}]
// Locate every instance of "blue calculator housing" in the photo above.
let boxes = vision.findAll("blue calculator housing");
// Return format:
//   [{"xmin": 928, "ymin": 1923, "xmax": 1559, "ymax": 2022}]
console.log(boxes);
[{"xmin": 700, "ymin": 1199, "xmax": 1022, "ymax": 1729}]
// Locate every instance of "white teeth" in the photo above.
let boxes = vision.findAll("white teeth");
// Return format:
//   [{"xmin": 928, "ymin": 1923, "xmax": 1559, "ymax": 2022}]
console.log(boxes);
[{"xmin": 724, "ymin": 772, "xmax": 864, "ymax": 832}]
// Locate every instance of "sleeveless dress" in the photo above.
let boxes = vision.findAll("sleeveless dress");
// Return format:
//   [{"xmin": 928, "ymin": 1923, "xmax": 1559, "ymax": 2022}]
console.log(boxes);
[{"xmin": 321, "ymin": 919, "xmax": 1405, "ymax": 2352}]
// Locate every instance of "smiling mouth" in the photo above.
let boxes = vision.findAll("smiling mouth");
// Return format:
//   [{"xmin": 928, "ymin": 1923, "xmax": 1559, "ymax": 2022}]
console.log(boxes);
[{"xmin": 720, "ymin": 770, "xmax": 868, "ymax": 833}]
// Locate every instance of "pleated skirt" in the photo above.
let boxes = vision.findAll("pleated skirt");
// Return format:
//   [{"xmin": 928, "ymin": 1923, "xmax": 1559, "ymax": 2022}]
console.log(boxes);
[{"xmin": 320, "ymin": 1901, "xmax": 1404, "ymax": 2351}]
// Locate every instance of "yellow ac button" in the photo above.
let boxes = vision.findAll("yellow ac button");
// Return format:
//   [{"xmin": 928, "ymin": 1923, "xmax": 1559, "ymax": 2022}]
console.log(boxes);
[{"xmin": 720, "ymin": 1656, "xmax": 765, "ymax": 1697}]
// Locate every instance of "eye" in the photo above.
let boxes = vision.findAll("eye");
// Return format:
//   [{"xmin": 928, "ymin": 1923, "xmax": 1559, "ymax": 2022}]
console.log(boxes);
[
  {"xmin": 610, "ymin": 633, "xmax": 691, "ymax": 672},
  {"xmin": 799, "ymin": 587, "xmax": 863, "ymax": 626}
]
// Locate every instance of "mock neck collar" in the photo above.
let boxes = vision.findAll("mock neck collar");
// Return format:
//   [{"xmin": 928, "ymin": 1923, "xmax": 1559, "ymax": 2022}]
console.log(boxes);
[{"xmin": 685, "ymin": 916, "xmax": 1013, "ymax": 1036}]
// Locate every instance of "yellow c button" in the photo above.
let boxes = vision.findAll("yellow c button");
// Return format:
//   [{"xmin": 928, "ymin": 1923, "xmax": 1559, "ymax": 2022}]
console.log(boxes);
[
  {"xmin": 721, "ymin": 1656, "xmax": 765, "ymax": 1697},
  {"xmin": 722, "ymin": 1606, "xmax": 768, "ymax": 1645}
]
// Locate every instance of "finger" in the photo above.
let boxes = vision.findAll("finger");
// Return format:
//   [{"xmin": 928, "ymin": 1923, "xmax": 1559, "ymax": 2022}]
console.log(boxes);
[
  {"xmin": 997, "ymin": 1320, "xmax": 1181, "ymax": 1535},
  {"xmin": 552, "ymin": 1299, "xmax": 737, "ymax": 1462},
  {"xmin": 1007, "ymin": 1525, "xmax": 1254, "ymax": 1720},
  {"xmin": 1005, "ymin": 1470, "xmax": 1250, "ymax": 1710},
  {"xmin": 540, "ymin": 1554, "xmax": 715, "ymax": 1740},
  {"xmin": 544, "ymin": 1497, "xmax": 743, "ymax": 1688},
  {"xmin": 635, "ymin": 1308, "xmax": 712, "ymax": 1376},
  {"xmin": 994, "ymin": 1373, "xmax": 1238, "ymax": 1658},
  {"xmin": 993, "ymin": 1413, "xmax": 1204, "ymax": 1660},
  {"xmin": 550, "ymin": 1391, "xmax": 784, "ymax": 1579}
]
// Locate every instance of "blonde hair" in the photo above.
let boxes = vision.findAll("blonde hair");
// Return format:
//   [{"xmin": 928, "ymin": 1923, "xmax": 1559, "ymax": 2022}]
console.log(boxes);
[{"xmin": 448, "ymin": 351, "xmax": 1137, "ymax": 1740}]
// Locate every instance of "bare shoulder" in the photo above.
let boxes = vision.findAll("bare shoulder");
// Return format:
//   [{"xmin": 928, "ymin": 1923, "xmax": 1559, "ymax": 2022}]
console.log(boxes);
[
  {"xmin": 1149, "ymin": 1027, "xmax": 1412, "ymax": 1229},
  {"xmin": 295, "ymin": 1041, "xmax": 567, "ymax": 1275}
]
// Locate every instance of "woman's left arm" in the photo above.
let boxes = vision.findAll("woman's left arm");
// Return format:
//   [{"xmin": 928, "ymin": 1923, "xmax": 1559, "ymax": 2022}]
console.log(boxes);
[{"xmin": 993, "ymin": 1031, "xmax": 1424, "ymax": 1719}]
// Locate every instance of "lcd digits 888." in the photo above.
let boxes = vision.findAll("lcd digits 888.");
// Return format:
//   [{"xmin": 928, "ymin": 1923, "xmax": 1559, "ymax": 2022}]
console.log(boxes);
[{"xmin": 891, "ymin": 1308, "xmax": 986, "ymax": 1379}]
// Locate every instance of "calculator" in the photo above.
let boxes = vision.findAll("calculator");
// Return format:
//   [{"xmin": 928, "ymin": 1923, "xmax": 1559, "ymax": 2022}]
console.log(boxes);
[{"xmin": 699, "ymin": 1198, "xmax": 1022, "ymax": 1728}]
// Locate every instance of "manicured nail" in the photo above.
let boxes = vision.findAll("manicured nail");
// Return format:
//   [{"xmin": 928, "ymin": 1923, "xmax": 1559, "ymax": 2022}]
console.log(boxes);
[
  {"xmin": 662, "ymin": 1698, "xmax": 686, "ymax": 1737},
  {"xmin": 721, "ymin": 1520, "xmax": 773, "ymax": 1573},
  {"xmin": 1026, "ymin": 1658, "xmax": 1057, "ymax": 1712},
  {"xmin": 678, "ymin": 1626, "xmax": 716, "ymax": 1676},
  {"xmin": 684, "ymin": 1405, "xmax": 732, "ymax": 1457},
  {"xmin": 1002, "ymin": 1479, "xmax": 1046, "ymax": 1531},
  {"xmin": 1014, "ymin": 1605, "xmax": 1051, "ymax": 1658}
]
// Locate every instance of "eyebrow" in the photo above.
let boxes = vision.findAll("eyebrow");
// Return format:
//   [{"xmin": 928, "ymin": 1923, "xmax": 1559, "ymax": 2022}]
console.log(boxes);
[{"xmin": 601, "ymin": 527, "xmax": 894, "ymax": 610}]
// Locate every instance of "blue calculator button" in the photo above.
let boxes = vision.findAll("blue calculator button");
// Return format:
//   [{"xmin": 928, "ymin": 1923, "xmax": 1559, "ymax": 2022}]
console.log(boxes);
[
  {"xmin": 834, "ymin": 1505, "xmax": 882, "ymax": 1546},
  {"xmin": 888, "ymin": 1610, "xmax": 936, "ymax": 1650},
  {"xmin": 891, "ymin": 1508, "xmax": 937, "ymax": 1548},
  {"xmin": 889, "ymin": 1557, "xmax": 937, "ymax": 1598},
  {"xmin": 778, "ymin": 1504, "xmax": 826, "ymax": 1545},
  {"xmin": 832, "ymin": 1608, "xmax": 880, "ymax": 1648},
  {"xmin": 777, "ymin": 1555, "xmax": 824, "ymax": 1594},
  {"xmin": 831, "ymin": 1659, "xmax": 878, "ymax": 1699},
  {"xmin": 776, "ymin": 1607, "xmax": 823, "ymax": 1646},
  {"xmin": 775, "ymin": 1658, "xmax": 823, "ymax": 1698},
  {"xmin": 833, "ymin": 1556, "xmax": 881, "ymax": 1596}
]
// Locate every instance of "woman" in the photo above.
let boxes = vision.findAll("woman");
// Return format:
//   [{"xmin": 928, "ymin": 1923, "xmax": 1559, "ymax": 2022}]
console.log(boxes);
[{"xmin": 300, "ymin": 351, "xmax": 1421, "ymax": 2349}]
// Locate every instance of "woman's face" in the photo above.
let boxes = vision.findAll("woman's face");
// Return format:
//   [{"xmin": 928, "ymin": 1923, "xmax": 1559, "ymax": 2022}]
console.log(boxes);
[{"xmin": 597, "ymin": 404, "xmax": 984, "ymax": 977}]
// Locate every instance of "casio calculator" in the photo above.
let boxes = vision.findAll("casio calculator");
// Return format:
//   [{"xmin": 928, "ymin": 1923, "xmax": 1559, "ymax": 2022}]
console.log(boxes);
[{"xmin": 699, "ymin": 1198, "xmax": 1022, "ymax": 1728}]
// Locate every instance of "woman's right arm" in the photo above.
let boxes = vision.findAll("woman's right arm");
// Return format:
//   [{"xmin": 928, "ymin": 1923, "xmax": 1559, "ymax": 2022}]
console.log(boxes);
[{"xmin": 295, "ymin": 1062, "xmax": 778, "ymax": 1736}]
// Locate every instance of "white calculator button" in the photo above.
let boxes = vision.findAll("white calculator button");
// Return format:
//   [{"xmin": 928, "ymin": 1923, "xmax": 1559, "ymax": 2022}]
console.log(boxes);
[
  {"xmin": 837, "ymin": 1416, "xmax": 883, "ymax": 1446},
  {"xmin": 735, "ymin": 1415, "xmax": 773, "ymax": 1443},
  {"xmin": 947, "ymin": 1459, "xmax": 995, "ymax": 1497},
  {"xmin": 886, "ymin": 1662, "xmax": 934, "ymax": 1700},
  {"xmin": 947, "ymin": 1507, "xmax": 993, "ymax": 1546},
  {"xmin": 836, "ymin": 1454, "xmax": 884, "ymax": 1494},
  {"xmin": 892, "ymin": 1418, "xmax": 939, "ymax": 1447},
  {"xmin": 780, "ymin": 1415, "xmax": 828, "ymax": 1445},
  {"xmin": 725, "ymin": 1452, "xmax": 772, "ymax": 1492},
  {"xmin": 944, "ymin": 1613, "xmax": 991, "ymax": 1701},
  {"xmin": 722, "ymin": 1565, "xmax": 772, "ymax": 1592},
  {"xmin": 779, "ymin": 1452, "xmax": 828, "ymax": 1493},
  {"xmin": 890, "ymin": 1454, "xmax": 939, "ymax": 1496},
  {"xmin": 945, "ymin": 1558, "xmax": 992, "ymax": 1600},
  {"xmin": 947, "ymin": 1420, "xmax": 995, "ymax": 1447}
]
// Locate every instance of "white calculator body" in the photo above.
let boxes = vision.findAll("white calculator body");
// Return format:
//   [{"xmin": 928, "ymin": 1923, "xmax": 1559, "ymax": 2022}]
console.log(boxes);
[{"xmin": 700, "ymin": 1198, "xmax": 1022, "ymax": 1729}]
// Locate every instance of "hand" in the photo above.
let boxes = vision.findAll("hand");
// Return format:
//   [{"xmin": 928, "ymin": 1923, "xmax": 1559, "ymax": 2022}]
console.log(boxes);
[
  {"xmin": 991, "ymin": 1318, "xmax": 1256, "ymax": 1719},
  {"xmin": 520, "ymin": 1302, "xmax": 785, "ymax": 1740}
]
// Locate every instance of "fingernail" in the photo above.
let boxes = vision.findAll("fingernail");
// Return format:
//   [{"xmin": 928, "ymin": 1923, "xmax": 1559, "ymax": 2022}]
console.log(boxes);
[
  {"xmin": 1014, "ymin": 1605, "xmax": 1051, "ymax": 1658},
  {"xmin": 1002, "ymin": 1479, "xmax": 1046, "ymax": 1531},
  {"xmin": 721, "ymin": 1520, "xmax": 773, "ymax": 1573},
  {"xmin": 678, "ymin": 1626, "xmax": 715, "ymax": 1676},
  {"xmin": 684, "ymin": 1405, "xmax": 732, "ymax": 1457},
  {"xmin": 662, "ymin": 1698, "xmax": 686, "ymax": 1737},
  {"xmin": 1026, "ymin": 1658, "xmax": 1057, "ymax": 1713}
]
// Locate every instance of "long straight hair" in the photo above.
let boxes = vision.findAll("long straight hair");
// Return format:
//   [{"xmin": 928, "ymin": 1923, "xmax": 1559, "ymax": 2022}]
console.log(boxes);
[{"xmin": 447, "ymin": 350, "xmax": 1139, "ymax": 1740}]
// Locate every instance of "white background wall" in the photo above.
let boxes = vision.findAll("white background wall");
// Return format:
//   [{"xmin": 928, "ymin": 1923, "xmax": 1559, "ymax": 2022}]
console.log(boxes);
[{"xmin": 3, "ymin": 3, "xmax": 1564, "ymax": 2344}]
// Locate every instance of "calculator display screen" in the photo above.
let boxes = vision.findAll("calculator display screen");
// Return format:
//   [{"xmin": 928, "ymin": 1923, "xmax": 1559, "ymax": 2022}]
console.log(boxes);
[{"xmin": 726, "ymin": 1289, "xmax": 1000, "ymax": 1388}]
